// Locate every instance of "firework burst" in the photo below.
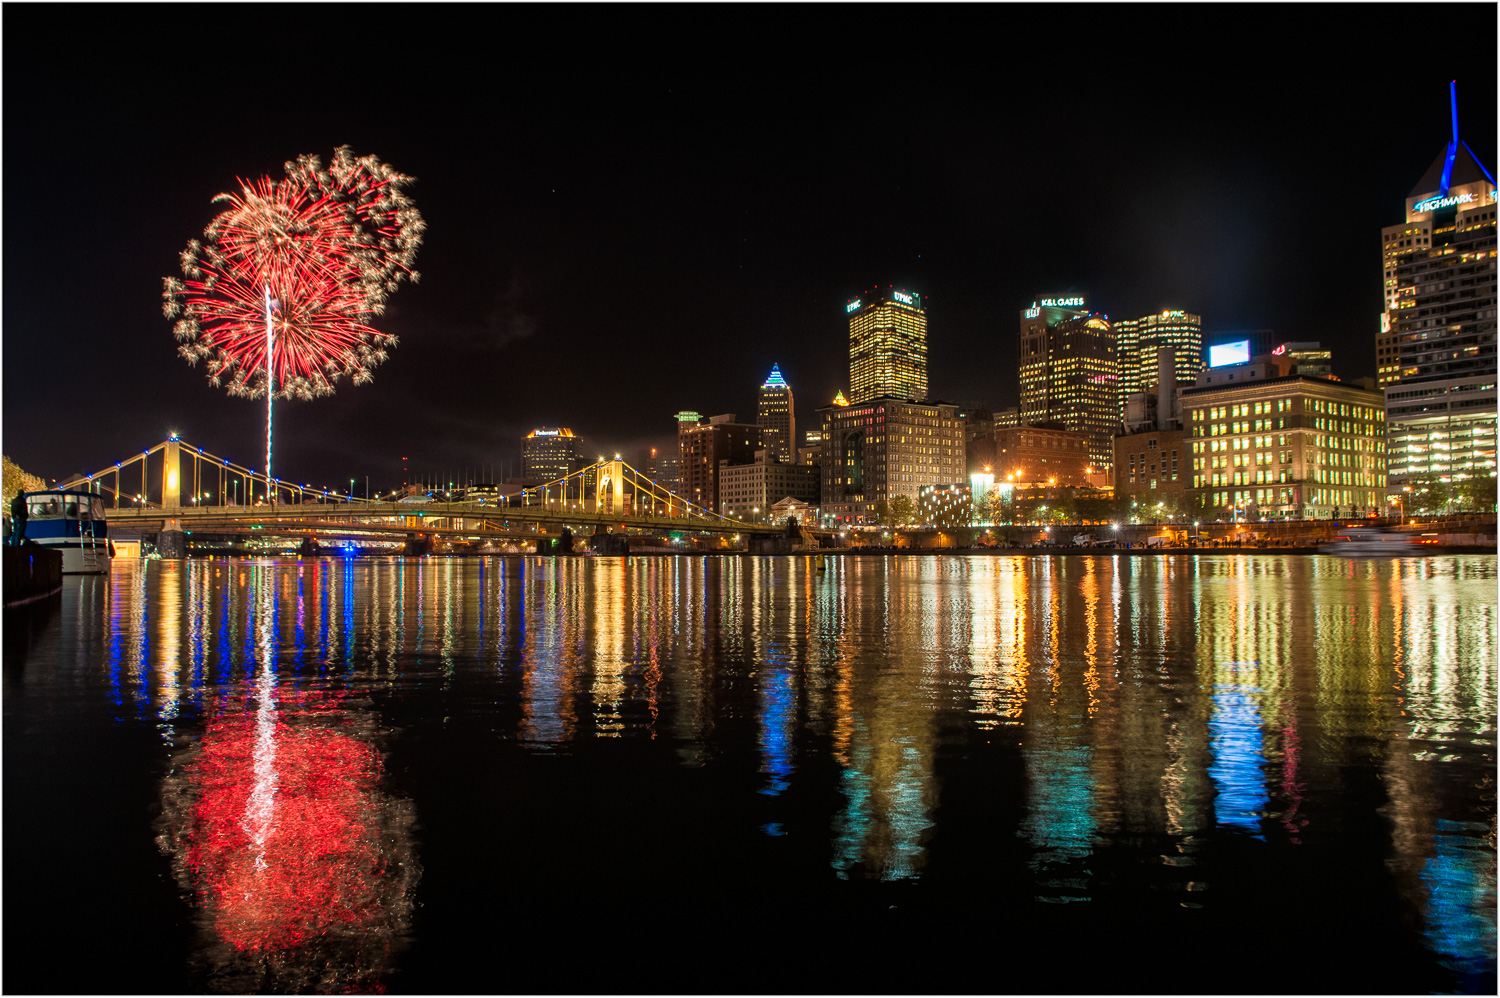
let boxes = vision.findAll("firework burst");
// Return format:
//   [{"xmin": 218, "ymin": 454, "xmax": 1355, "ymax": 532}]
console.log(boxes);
[{"xmin": 164, "ymin": 146, "xmax": 424, "ymax": 401}]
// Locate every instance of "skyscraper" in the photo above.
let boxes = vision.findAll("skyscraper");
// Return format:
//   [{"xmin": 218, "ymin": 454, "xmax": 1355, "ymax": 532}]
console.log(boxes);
[
  {"xmin": 521, "ymin": 427, "xmax": 584, "ymax": 481},
  {"xmin": 1113, "ymin": 309, "xmax": 1204, "ymax": 417},
  {"xmin": 847, "ymin": 287, "xmax": 927, "ymax": 404},
  {"xmin": 757, "ymin": 364, "xmax": 795, "ymax": 464},
  {"xmin": 1016, "ymin": 294, "xmax": 1118, "ymax": 473},
  {"xmin": 1018, "ymin": 295, "xmax": 1090, "ymax": 425},
  {"xmin": 1382, "ymin": 82, "xmax": 1497, "ymax": 485}
]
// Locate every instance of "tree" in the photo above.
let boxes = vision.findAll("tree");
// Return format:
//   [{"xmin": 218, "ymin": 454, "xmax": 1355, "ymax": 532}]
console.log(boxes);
[
  {"xmin": 871, "ymin": 499, "xmax": 891, "ymax": 526},
  {"xmin": 1405, "ymin": 474, "xmax": 1450, "ymax": 516},
  {"xmin": 2, "ymin": 456, "xmax": 45, "ymax": 505},
  {"xmin": 889, "ymin": 493, "xmax": 915, "ymax": 526},
  {"xmin": 1453, "ymin": 474, "xmax": 1497, "ymax": 513},
  {"xmin": 986, "ymin": 488, "xmax": 1010, "ymax": 524},
  {"xmin": 1075, "ymin": 492, "xmax": 1112, "ymax": 524}
]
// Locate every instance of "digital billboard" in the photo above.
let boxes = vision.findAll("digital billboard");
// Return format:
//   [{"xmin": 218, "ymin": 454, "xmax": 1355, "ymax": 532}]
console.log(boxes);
[{"xmin": 1209, "ymin": 340, "xmax": 1251, "ymax": 367}]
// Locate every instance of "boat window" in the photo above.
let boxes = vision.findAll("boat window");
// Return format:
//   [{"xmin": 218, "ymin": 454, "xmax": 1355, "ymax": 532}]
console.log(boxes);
[
  {"xmin": 92, "ymin": 497, "xmax": 106, "ymax": 519},
  {"xmin": 28, "ymin": 498, "xmax": 60, "ymax": 518},
  {"xmin": 64, "ymin": 500, "xmax": 81, "ymax": 518}
]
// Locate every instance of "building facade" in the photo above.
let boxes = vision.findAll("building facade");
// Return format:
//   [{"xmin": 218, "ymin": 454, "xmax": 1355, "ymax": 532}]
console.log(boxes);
[
  {"xmin": 992, "ymin": 424, "xmax": 1094, "ymax": 488},
  {"xmin": 521, "ymin": 427, "xmax": 585, "ymax": 482},
  {"xmin": 1113, "ymin": 428, "xmax": 1186, "ymax": 517},
  {"xmin": 1113, "ymin": 310, "xmax": 1204, "ymax": 418},
  {"xmin": 1381, "ymin": 84, "xmax": 1497, "ymax": 485},
  {"xmin": 847, "ymin": 287, "xmax": 927, "ymax": 404},
  {"xmin": 679, "ymin": 416, "xmax": 763, "ymax": 513},
  {"xmin": 818, "ymin": 397, "xmax": 964, "ymax": 520},
  {"xmin": 1183, "ymin": 374, "xmax": 1387, "ymax": 519},
  {"xmin": 1017, "ymin": 294, "xmax": 1091, "ymax": 426},
  {"xmin": 1029, "ymin": 313, "xmax": 1119, "ymax": 474},
  {"xmin": 756, "ymin": 365, "xmax": 796, "ymax": 464},
  {"xmin": 718, "ymin": 451, "xmax": 820, "ymax": 522}
]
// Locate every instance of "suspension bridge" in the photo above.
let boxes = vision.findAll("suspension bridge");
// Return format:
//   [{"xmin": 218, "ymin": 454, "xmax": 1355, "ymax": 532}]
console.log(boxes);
[{"xmin": 56, "ymin": 437, "xmax": 787, "ymax": 555}]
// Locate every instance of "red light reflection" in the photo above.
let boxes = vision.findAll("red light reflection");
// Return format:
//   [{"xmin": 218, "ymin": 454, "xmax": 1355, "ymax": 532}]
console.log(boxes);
[{"xmin": 159, "ymin": 690, "xmax": 417, "ymax": 991}]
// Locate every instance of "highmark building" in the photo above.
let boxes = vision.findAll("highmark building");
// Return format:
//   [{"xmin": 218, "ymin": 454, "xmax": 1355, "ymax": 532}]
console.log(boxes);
[{"xmin": 1380, "ymin": 82, "xmax": 1497, "ymax": 485}]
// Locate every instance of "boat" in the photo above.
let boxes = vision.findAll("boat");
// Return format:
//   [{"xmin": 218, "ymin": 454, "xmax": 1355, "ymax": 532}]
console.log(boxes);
[
  {"xmin": 11, "ymin": 489, "xmax": 111, "ymax": 573},
  {"xmin": 1318, "ymin": 526, "xmax": 1419, "ymax": 557}
]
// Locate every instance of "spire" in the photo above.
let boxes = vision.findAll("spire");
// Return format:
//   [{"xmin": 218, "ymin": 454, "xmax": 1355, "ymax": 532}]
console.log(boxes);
[
  {"xmin": 1409, "ymin": 80, "xmax": 1496, "ymax": 199},
  {"xmin": 833, "ymin": 390, "xmax": 849, "ymax": 407},
  {"xmin": 761, "ymin": 364, "xmax": 789, "ymax": 390},
  {"xmin": 1440, "ymin": 80, "xmax": 1459, "ymax": 195}
]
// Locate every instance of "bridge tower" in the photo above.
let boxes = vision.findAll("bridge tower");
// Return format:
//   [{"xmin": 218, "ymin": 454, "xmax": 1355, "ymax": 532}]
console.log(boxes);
[
  {"xmin": 598, "ymin": 460, "xmax": 627, "ymax": 515},
  {"xmin": 162, "ymin": 438, "xmax": 182, "ymax": 508}
]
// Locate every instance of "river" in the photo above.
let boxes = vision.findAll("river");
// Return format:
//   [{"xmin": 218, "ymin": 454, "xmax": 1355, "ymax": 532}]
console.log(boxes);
[{"xmin": 3, "ymin": 553, "xmax": 1495, "ymax": 994}]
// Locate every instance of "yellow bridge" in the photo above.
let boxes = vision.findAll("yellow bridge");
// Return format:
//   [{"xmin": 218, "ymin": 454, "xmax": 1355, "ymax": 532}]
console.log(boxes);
[{"xmin": 59, "ymin": 437, "xmax": 767, "ymax": 551}]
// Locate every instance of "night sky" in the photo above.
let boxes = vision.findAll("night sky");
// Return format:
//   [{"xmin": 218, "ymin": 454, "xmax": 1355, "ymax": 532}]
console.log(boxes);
[{"xmin": 4, "ymin": 5, "xmax": 1496, "ymax": 493}]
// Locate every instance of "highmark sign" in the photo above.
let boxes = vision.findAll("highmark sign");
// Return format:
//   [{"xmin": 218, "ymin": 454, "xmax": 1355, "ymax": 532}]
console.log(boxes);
[{"xmin": 1413, "ymin": 189, "xmax": 1498, "ymax": 213}]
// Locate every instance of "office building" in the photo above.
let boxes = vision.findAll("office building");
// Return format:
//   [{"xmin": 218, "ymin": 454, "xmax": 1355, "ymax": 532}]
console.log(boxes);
[
  {"xmin": 1381, "ymin": 82, "xmax": 1497, "ymax": 484},
  {"xmin": 847, "ymin": 287, "xmax": 927, "ymax": 404},
  {"xmin": 1113, "ymin": 427, "xmax": 1187, "ymax": 517},
  {"xmin": 1016, "ymin": 297, "xmax": 1119, "ymax": 473},
  {"xmin": 1183, "ymin": 363, "xmax": 1387, "ymax": 519},
  {"xmin": 1114, "ymin": 310, "xmax": 1204, "ymax": 418},
  {"xmin": 1018, "ymin": 294, "xmax": 1091, "ymax": 426},
  {"xmin": 679, "ymin": 415, "xmax": 763, "ymax": 513},
  {"xmin": 1276, "ymin": 342, "xmax": 1334, "ymax": 379},
  {"xmin": 521, "ymin": 427, "xmax": 584, "ymax": 482},
  {"xmin": 992, "ymin": 424, "xmax": 1095, "ymax": 489},
  {"xmin": 718, "ymin": 450, "xmax": 820, "ymax": 523},
  {"xmin": 818, "ymin": 397, "xmax": 964, "ymax": 520},
  {"xmin": 757, "ymin": 365, "xmax": 796, "ymax": 464}
]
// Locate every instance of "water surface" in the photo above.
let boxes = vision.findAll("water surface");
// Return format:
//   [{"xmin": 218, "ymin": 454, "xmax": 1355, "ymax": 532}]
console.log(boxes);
[{"xmin": 4, "ymin": 554, "xmax": 1496, "ymax": 994}]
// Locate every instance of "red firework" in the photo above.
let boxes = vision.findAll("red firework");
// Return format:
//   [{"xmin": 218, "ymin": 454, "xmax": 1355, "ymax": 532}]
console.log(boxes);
[{"xmin": 164, "ymin": 147, "xmax": 424, "ymax": 401}]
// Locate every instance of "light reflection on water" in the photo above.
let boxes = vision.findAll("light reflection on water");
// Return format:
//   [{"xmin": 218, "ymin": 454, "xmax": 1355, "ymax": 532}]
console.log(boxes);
[{"xmin": 13, "ymin": 553, "xmax": 1497, "ymax": 992}]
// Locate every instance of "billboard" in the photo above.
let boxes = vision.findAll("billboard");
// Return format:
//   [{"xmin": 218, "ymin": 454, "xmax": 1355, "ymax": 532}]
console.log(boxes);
[{"xmin": 1209, "ymin": 340, "xmax": 1251, "ymax": 367}]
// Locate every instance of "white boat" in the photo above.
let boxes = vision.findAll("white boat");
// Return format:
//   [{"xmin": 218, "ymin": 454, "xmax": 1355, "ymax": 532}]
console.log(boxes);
[
  {"xmin": 11, "ymin": 489, "xmax": 111, "ymax": 573},
  {"xmin": 1319, "ymin": 526, "xmax": 1418, "ymax": 557}
]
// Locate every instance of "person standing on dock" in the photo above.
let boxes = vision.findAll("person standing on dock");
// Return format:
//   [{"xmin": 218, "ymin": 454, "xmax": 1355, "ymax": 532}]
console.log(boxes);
[{"xmin": 7, "ymin": 492, "xmax": 26, "ymax": 546}]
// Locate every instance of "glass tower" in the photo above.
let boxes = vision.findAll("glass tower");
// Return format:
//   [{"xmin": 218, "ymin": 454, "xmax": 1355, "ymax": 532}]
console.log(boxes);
[
  {"xmin": 1114, "ymin": 310, "xmax": 1204, "ymax": 418},
  {"xmin": 1016, "ymin": 294, "xmax": 1118, "ymax": 473},
  {"xmin": 847, "ymin": 287, "xmax": 927, "ymax": 404}
]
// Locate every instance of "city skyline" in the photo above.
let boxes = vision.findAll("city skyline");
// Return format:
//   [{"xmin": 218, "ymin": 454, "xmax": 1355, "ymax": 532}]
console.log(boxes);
[{"xmin": 3, "ymin": 7, "xmax": 1495, "ymax": 492}]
